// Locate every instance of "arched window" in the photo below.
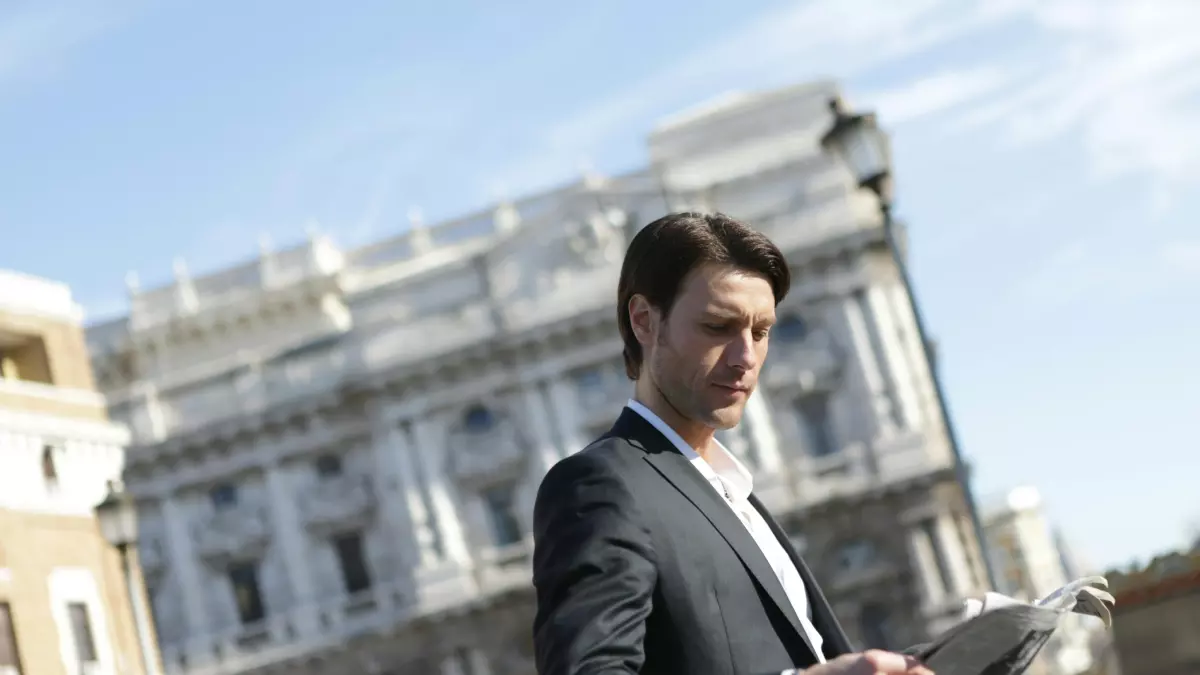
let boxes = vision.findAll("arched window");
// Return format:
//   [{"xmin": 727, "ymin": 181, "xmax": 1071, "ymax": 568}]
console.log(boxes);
[
  {"xmin": 859, "ymin": 602, "xmax": 892, "ymax": 649},
  {"xmin": 774, "ymin": 314, "xmax": 808, "ymax": 342},
  {"xmin": 41, "ymin": 444, "xmax": 58, "ymax": 486},
  {"xmin": 835, "ymin": 539, "xmax": 878, "ymax": 573},
  {"xmin": 463, "ymin": 405, "xmax": 495, "ymax": 433}
]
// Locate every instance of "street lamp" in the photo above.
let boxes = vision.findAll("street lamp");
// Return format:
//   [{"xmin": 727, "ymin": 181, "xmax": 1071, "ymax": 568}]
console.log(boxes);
[
  {"xmin": 95, "ymin": 481, "xmax": 159, "ymax": 675},
  {"xmin": 820, "ymin": 96, "xmax": 999, "ymax": 592}
]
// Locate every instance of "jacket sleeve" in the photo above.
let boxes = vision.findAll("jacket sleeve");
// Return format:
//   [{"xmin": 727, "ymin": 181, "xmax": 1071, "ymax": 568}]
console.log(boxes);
[{"xmin": 531, "ymin": 452, "xmax": 657, "ymax": 675}]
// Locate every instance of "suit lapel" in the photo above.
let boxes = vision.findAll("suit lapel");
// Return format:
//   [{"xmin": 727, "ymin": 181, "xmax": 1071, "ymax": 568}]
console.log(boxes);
[
  {"xmin": 610, "ymin": 410, "xmax": 814, "ymax": 651},
  {"xmin": 749, "ymin": 495, "xmax": 854, "ymax": 658}
]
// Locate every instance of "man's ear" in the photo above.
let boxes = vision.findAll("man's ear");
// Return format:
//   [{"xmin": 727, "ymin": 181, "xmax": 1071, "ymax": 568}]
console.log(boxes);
[{"xmin": 627, "ymin": 294, "xmax": 658, "ymax": 347}]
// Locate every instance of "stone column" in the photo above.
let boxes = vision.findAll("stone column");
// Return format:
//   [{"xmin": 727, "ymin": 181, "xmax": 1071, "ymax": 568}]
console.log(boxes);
[
  {"xmin": 263, "ymin": 462, "xmax": 318, "ymax": 634},
  {"xmin": 841, "ymin": 295, "xmax": 899, "ymax": 437},
  {"xmin": 517, "ymin": 382, "xmax": 562, "ymax": 534},
  {"xmin": 935, "ymin": 514, "xmax": 974, "ymax": 597},
  {"xmin": 905, "ymin": 523, "xmax": 945, "ymax": 610},
  {"xmin": 863, "ymin": 285, "xmax": 923, "ymax": 430},
  {"xmin": 410, "ymin": 417, "xmax": 472, "ymax": 566},
  {"xmin": 368, "ymin": 413, "xmax": 418, "ymax": 571},
  {"xmin": 740, "ymin": 389, "xmax": 785, "ymax": 476},
  {"xmin": 393, "ymin": 422, "xmax": 441, "ymax": 567},
  {"xmin": 545, "ymin": 377, "xmax": 586, "ymax": 455},
  {"xmin": 158, "ymin": 496, "xmax": 210, "ymax": 641}
]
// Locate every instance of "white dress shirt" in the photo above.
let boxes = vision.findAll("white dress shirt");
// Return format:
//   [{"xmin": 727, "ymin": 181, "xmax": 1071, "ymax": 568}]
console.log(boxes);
[{"xmin": 626, "ymin": 400, "xmax": 827, "ymax": 666}]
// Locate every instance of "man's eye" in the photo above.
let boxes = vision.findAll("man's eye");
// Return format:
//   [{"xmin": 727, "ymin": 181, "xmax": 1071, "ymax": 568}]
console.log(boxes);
[
  {"xmin": 704, "ymin": 323, "xmax": 727, "ymax": 333},
  {"xmin": 753, "ymin": 330, "xmax": 770, "ymax": 341}
]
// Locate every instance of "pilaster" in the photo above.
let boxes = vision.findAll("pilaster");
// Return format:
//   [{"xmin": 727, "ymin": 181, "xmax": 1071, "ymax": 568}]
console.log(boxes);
[
  {"xmin": 545, "ymin": 377, "xmax": 586, "ymax": 454},
  {"xmin": 158, "ymin": 496, "xmax": 210, "ymax": 641},
  {"xmin": 263, "ymin": 461, "xmax": 318, "ymax": 634},
  {"xmin": 410, "ymin": 416, "xmax": 472, "ymax": 566}
]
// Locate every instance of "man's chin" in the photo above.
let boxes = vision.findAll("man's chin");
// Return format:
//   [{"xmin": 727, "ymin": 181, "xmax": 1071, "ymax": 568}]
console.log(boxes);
[{"xmin": 705, "ymin": 405, "xmax": 746, "ymax": 430}]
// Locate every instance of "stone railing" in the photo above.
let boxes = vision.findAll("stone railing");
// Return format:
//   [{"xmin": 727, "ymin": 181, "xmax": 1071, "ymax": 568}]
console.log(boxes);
[{"xmin": 299, "ymin": 474, "xmax": 376, "ymax": 536}]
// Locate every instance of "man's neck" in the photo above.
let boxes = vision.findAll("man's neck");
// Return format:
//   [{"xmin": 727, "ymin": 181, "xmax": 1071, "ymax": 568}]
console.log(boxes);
[{"xmin": 632, "ymin": 380, "xmax": 716, "ymax": 459}]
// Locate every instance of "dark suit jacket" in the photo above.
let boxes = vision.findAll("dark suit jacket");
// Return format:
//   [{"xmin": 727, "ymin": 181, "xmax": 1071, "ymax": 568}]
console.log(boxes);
[{"xmin": 531, "ymin": 408, "xmax": 856, "ymax": 675}]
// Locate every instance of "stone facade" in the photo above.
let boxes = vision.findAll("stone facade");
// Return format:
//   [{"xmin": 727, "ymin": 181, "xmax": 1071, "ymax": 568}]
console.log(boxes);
[
  {"xmin": 0, "ymin": 269, "xmax": 158, "ymax": 675},
  {"xmin": 86, "ymin": 80, "xmax": 991, "ymax": 675}
]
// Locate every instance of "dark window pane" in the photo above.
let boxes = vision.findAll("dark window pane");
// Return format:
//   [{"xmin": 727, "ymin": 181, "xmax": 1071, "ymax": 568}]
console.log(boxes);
[
  {"xmin": 483, "ymin": 485, "xmax": 523, "ymax": 547},
  {"xmin": 463, "ymin": 405, "xmax": 494, "ymax": 432},
  {"xmin": 210, "ymin": 484, "xmax": 238, "ymax": 510},
  {"xmin": 796, "ymin": 394, "xmax": 837, "ymax": 457},
  {"xmin": 228, "ymin": 562, "xmax": 266, "ymax": 625},
  {"xmin": 859, "ymin": 602, "xmax": 892, "ymax": 649},
  {"xmin": 314, "ymin": 454, "xmax": 342, "ymax": 478},
  {"xmin": 333, "ymin": 532, "xmax": 372, "ymax": 594},
  {"xmin": 0, "ymin": 602, "xmax": 22, "ymax": 672},
  {"xmin": 67, "ymin": 602, "xmax": 97, "ymax": 663}
]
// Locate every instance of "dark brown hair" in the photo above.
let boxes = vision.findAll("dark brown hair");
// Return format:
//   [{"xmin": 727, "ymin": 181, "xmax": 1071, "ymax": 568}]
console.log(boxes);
[{"xmin": 616, "ymin": 212, "xmax": 791, "ymax": 379}]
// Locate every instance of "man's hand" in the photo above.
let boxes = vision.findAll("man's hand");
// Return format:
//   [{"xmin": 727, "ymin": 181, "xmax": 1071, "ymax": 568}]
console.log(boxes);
[{"xmin": 793, "ymin": 650, "xmax": 934, "ymax": 675}]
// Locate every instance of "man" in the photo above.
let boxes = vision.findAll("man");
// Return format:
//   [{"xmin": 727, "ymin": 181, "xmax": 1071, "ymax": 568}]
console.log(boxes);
[{"xmin": 531, "ymin": 212, "xmax": 933, "ymax": 675}]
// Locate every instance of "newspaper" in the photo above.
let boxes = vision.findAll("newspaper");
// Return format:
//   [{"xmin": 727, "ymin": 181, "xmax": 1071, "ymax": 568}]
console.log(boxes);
[{"xmin": 912, "ymin": 577, "xmax": 1114, "ymax": 675}]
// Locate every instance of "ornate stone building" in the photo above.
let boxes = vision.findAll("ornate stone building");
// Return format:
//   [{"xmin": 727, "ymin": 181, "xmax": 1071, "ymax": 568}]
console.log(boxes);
[
  {"xmin": 0, "ymin": 269, "xmax": 159, "ymax": 675},
  {"xmin": 86, "ymin": 80, "xmax": 990, "ymax": 675}
]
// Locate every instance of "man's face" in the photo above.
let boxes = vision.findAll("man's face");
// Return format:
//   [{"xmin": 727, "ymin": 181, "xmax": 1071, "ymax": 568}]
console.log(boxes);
[{"xmin": 632, "ymin": 263, "xmax": 776, "ymax": 430}]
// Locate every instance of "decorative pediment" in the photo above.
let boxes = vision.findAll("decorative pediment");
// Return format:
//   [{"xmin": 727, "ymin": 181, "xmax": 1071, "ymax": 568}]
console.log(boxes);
[
  {"xmin": 193, "ymin": 505, "xmax": 272, "ymax": 568},
  {"xmin": 446, "ymin": 404, "xmax": 529, "ymax": 484},
  {"xmin": 299, "ymin": 473, "xmax": 377, "ymax": 536}
]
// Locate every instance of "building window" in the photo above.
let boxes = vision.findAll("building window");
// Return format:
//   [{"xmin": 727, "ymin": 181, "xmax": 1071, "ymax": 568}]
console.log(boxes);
[
  {"xmin": 41, "ymin": 445, "xmax": 59, "ymax": 488},
  {"xmin": 314, "ymin": 454, "xmax": 342, "ymax": 478},
  {"xmin": 575, "ymin": 367, "xmax": 604, "ymax": 391},
  {"xmin": 228, "ymin": 562, "xmax": 266, "ymax": 625},
  {"xmin": 859, "ymin": 602, "xmax": 892, "ymax": 649},
  {"xmin": 209, "ymin": 484, "xmax": 237, "ymax": 511},
  {"xmin": 0, "ymin": 602, "xmax": 22, "ymax": 674},
  {"xmin": 463, "ymin": 405, "xmax": 495, "ymax": 433},
  {"xmin": 774, "ymin": 314, "xmax": 807, "ymax": 342},
  {"xmin": 920, "ymin": 518, "xmax": 954, "ymax": 595},
  {"xmin": 482, "ymin": 484, "xmax": 523, "ymax": 547},
  {"xmin": 333, "ymin": 532, "xmax": 372, "ymax": 595},
  {"xmin": 795, "ymin": 393, "xmax": 838, "ymax": 457},
  {"xmin": 66, "ymin": 602, "xmax": 98, "ymax": 664},
  {"xmin": 836, "ymin": 540, "xmax": 878, "ymax": 573}
]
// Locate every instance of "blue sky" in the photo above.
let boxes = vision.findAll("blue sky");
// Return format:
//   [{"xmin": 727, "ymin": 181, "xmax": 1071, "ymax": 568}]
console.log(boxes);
[{"xmin": 2, "ymin": 0, "xmax": 1197, "ymax": 572}]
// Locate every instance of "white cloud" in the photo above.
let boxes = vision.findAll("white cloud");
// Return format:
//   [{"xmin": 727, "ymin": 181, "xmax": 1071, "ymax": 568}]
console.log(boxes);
[
  {"xmin": 1161, "ymin": 241, "xmax": 1200, "ymax": 271},
  {"xmin": 0, "ymin": 2, "xmax": 135, "ymax": 88},
  {"xmin": 952, "ymin": 0, "xmax": 1200, "ymax": 188},
  {"xmin": 490, "ymin": 0, "xmax": 1036, "ymax": 196},
  {"xmin": 866, "ymin": 67, "xmax": 1017, "ymax": 125}
]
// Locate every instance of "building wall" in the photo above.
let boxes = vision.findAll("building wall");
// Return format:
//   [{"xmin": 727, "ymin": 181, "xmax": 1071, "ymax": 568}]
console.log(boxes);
[
  {"xmin": 0, "ymin": 269, "xmax": 159, "ymax": 675},
  {"xmin": 1108, "ymin": 552, "xmax": 1200, "ymax": 675}
]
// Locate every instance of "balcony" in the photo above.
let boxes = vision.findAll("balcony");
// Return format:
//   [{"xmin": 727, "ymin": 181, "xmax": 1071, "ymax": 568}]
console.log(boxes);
[
  {"xmin": 298, "ymin": 474, "xmax": 376, "ymax": 536},
  {"xmin": 192, "ymin": 505, "xmax": 272, "ymax": 567}
]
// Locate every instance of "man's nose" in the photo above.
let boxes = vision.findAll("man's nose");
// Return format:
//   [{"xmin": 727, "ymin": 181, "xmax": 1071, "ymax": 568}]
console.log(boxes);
[{"xmin": 726, "ymin": 331, "xmax": 759, "ymax": 372}]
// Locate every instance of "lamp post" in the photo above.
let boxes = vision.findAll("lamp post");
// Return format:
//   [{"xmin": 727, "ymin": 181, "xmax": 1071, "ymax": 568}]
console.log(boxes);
[
  {"xmin": 820, "ymin": 97, "xmax": 998, "ymax": 592},
  {"xmin": 95, "ymin": 481, "xmax": 159, "ymax": 675}
]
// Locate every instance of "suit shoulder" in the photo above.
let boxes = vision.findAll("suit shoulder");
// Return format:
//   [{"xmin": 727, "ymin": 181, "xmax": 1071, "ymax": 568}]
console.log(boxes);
[{"xmin": 536, "ymin": 435, "xmax": 643, "ymax": 496}]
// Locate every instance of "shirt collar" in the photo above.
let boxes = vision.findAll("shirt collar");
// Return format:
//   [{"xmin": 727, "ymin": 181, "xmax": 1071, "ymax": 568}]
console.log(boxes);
[{"xmin": 625, "ymin": 399, "xmax": 754, "ymax": 501}]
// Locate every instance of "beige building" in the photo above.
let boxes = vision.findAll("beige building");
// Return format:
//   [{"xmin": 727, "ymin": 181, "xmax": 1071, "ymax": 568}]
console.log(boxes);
[
  {"xmin": 0, "ymin": 269, "xmax": 158, "ymax": 675},
  {"xmin": 1105, "ymin": 546, "xmax": 1200, "ymax": 675},
  {"xmin": 982, "ymin": 487, "xmax": 1105, "ymax": 675}
]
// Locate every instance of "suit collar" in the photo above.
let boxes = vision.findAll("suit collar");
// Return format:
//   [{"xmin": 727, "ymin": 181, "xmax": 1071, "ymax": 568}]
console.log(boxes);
[
  {"xmin": 608, "ymin": 407, "xmax": 819, "ymax": 656},
  {"xmin": 623, "ymin": 400, "xmax": 754, "ymax": 502}
]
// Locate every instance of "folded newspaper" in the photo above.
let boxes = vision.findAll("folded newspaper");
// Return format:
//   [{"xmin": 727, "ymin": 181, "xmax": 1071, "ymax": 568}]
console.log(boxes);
[{"xmin": 913, "ymin": 576, "xmax": 1114, "ymax": 675}]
